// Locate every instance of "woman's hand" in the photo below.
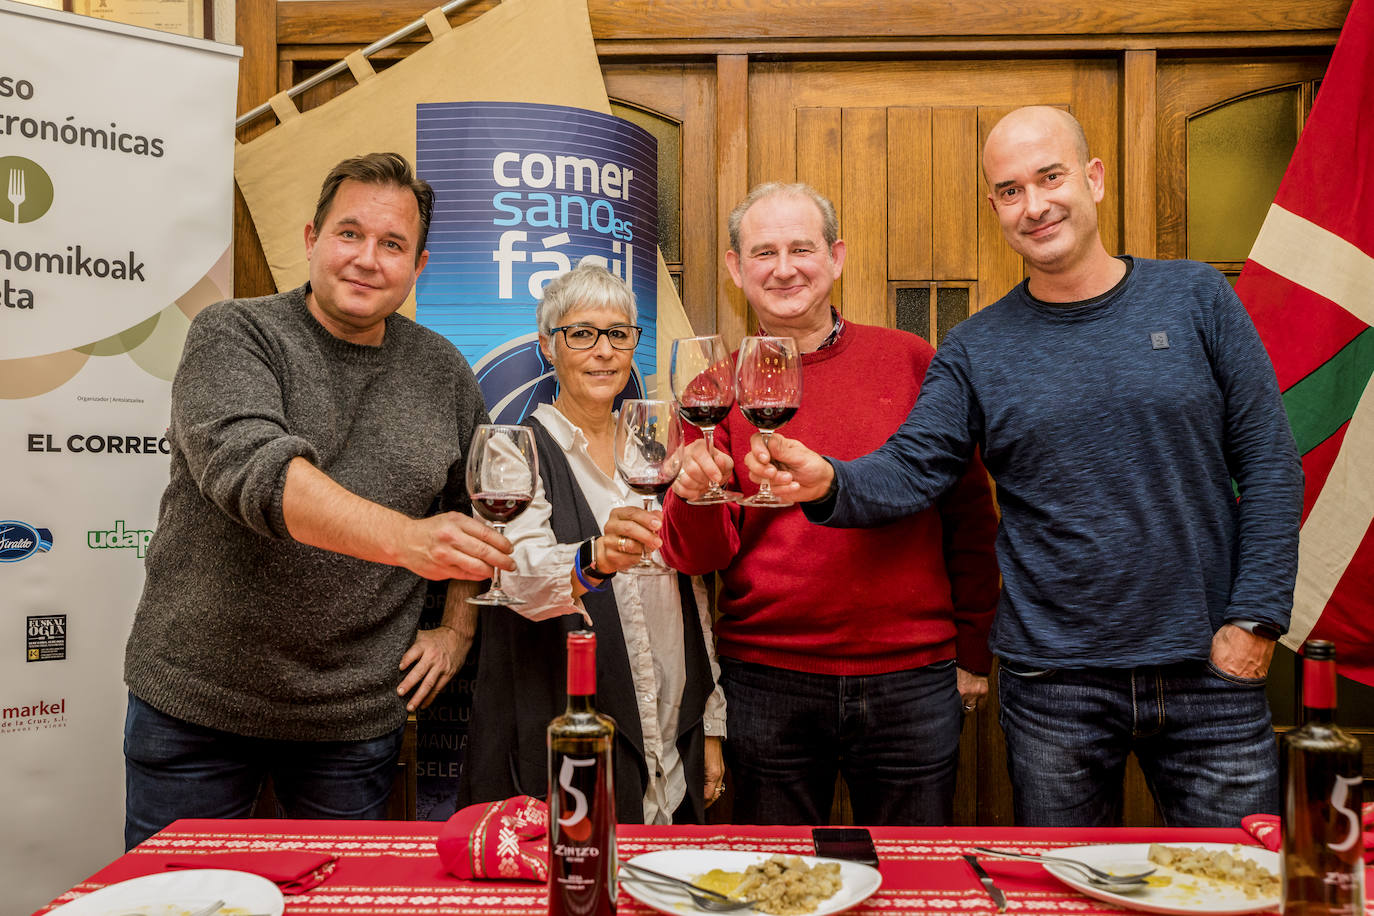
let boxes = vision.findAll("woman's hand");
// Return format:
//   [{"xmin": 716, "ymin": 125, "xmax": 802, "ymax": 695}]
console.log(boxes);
[
  {"xmin": 704, "ymin": 736, "xmax": 726, "ymax": 807},
  {"xmin": 596, "ymin": 505, "xmax": 664, "ymax": 573}
]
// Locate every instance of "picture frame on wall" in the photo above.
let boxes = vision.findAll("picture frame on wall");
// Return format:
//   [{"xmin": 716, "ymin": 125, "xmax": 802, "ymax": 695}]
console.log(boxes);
[{"xmin": 74, "ymin": 0, "xmax": 211, "ymax": 38}]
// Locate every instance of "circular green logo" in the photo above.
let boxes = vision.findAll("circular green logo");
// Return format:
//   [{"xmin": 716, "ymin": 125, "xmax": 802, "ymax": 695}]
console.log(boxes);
[{"xmin": 2, "ymin": 157, "xmax": 55, "ymax": 224}]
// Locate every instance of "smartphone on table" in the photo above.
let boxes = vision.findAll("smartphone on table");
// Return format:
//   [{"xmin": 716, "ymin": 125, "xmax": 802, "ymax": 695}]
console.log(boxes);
[{"xmin": 811, "ymin": 826, "xmax": 879, "ymax": 867}]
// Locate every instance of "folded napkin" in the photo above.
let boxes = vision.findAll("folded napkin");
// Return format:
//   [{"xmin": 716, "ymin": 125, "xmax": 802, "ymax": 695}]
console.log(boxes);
[
  {"xmin": 1243, "ymin": 801, "xmax": 1374, "ymax": 864},
  {"xmin": 438, "ymin": 795, "xmax": 549, "ymax": 881},
  {"xmin": 165, "ymin": 850, "xmax": 337, "ymax": 894}
]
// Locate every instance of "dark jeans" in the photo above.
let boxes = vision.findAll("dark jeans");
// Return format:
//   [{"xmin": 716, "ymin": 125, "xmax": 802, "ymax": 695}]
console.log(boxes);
[
  {"xmin": 997, "ymin": 659, "xmax": 1280, "ymax": 828},
  {"xmin": 718, "ymin": 658, "xmax": 962, "ymax": 826},
  {"xmin": 123, "ymin": 692, "xmax": 404, "ymax": 849}
]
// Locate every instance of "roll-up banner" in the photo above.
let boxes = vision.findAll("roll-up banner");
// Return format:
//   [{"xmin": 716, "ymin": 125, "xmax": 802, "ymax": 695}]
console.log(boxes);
[
  {"xmin": 0, "ymin": 2, "xmax": 239, "ymax": 910},
  {"xmin": 415, "ymin": 101, "xmax": 659, "ymax": 423}
]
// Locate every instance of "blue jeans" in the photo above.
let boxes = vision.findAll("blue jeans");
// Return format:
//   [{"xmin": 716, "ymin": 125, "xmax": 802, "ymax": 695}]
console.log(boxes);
[
  {"xmin": 718, "ymin": 658, "xmax": 962, "ymax": 826},
  {"xmin": 124, "ymin": 693, "xmax": 404, "ymax": 849},
  {"xmin": 997, "ymin": 659, "xmax": 1279, "ymax": 828}
]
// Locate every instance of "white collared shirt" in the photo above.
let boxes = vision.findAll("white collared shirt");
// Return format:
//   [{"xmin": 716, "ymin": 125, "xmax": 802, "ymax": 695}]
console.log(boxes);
[{"xmin": 497, "ymin": 402, "xmax": 726, "ymax": 824}]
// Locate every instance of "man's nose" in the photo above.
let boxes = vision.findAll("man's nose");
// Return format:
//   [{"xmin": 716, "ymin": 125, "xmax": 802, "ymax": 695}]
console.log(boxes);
[
  {"xmin": 355, "ymin": 239, "xmax": 380, "ymax": 268},
  {"xmin": 773, "ymin": 251, "xmax": 797, "ymax": 276},
  {"xmin": 1023, "ymin": 185, "xmax": 1050, "ymax": 219}
]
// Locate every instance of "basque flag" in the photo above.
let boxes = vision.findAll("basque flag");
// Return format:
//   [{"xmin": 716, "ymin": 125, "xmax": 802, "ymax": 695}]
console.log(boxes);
[{"xmin": 1235, "ymin": 0, "xmax": 1374, "ymax": 685}]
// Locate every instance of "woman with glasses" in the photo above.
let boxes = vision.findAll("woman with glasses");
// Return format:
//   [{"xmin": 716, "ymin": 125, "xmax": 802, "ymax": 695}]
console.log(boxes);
[{"xmin": 459, "ymin": 262, "xmax": 726, "ymax": 825}]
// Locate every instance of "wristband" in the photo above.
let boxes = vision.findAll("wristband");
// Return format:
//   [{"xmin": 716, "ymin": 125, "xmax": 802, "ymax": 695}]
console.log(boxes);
[{"xmin": 574, "ymin": 538, "xmax": 613, "ymax": 592}]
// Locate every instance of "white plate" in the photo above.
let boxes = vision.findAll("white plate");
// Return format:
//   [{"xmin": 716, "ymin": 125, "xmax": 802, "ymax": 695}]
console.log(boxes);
[
  {"xmin": 1042, "ymin": 842, "xmax": 1280, "ymax": 915},
  {"xmin": 621, "ymin": 848, "xmax": 881, "ymax": 916},
  {"xmin": 47, "ymin": 868, "xmax": 285, "ymax": 916}
]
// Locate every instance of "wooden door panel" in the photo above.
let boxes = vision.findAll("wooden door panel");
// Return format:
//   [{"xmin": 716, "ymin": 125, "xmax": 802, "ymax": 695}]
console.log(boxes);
[
  {"xmin": 841, "ymin": 108, "xmax": 890, "ymax": 327},
  {"xmin": 931, "ymin": 107, "xmax": 980, "ymax": 282},
  {"xmin": 796, "ymin": 107, "xmax": 844, "ymax": 309},
  {"xmin": 887, "ymin": 108, "xmax": 933, "ymax": 282}
]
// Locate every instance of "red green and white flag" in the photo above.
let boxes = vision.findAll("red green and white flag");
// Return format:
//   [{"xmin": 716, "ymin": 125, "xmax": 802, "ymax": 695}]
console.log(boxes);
[{"xmin": 1236, "ymin": 0, "xmax": 1374, "ymax": 685}]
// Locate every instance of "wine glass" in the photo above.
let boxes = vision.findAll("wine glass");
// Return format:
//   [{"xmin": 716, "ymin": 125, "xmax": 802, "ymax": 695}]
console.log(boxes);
[
  {"xmin": 613, "ymin": 399, "xmax": 683, "ymax": 575},
  {"xmin": 466, "ymin": 424, "xmax": 538, "ymax": 605},
  {"xmin": 669, "ymin": 335, "xmax": 740, "ymax": 505},
  {"xmin": 735, "ymin": 336, "xmax": 802, "ymax": 508}
]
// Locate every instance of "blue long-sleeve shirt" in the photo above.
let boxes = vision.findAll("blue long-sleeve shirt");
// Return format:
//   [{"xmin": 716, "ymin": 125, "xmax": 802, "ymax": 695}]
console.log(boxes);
[{"xmin": 806, "ymin": 258, "xmax": 1303, "ymax": 668}]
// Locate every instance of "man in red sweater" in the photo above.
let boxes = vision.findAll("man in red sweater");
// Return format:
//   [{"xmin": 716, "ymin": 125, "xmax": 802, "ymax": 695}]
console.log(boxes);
[{"xmin": 660, "ymin": 183, "xmax": 1000, "ymax": 825}]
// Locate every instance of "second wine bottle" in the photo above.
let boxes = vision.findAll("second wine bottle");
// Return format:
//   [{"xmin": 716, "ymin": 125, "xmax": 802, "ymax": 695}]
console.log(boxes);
[{"xmin": 548, "ymin": 629, "xmax": 618, "ymax": 915}]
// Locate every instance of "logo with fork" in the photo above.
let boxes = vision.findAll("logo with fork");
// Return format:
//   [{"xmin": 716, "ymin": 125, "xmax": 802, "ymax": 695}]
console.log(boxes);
[{"xmin": 2, "ymin": 157, "xmax": 54, "ymax": 225}]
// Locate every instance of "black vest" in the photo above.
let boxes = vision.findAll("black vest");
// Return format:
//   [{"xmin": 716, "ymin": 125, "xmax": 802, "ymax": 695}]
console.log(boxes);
[{"xmin": 458, "ymin": 414, "xmax": 714, "ymax": 823}]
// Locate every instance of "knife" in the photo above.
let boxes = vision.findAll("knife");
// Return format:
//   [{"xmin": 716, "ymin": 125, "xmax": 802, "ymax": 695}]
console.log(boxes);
[{"xmin": 962, "ymin": 853, "xmax": 1008, "ymax": 911}]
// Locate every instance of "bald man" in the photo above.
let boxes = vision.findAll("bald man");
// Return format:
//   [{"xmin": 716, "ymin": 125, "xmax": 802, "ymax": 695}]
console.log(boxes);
[{"xmin": 747, "ymin": 106, "xmax": 1303, "ymax": 828}]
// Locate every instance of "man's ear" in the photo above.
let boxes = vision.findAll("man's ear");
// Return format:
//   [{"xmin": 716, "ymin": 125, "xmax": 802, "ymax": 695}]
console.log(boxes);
[
  {"xmin": 303, "ymin": 222, "xmax": 317, "ymax": 259},
  {"xmin": 829, "ymin": 239, "xmax": 846, "ymax": 278},
  {"xmin": 725, "ymin": 249, "xmax": 743, "ymax": 290},
  {"xmin": 1086, "ymin": 157, "xmax": 1106, "ymax": 203}
]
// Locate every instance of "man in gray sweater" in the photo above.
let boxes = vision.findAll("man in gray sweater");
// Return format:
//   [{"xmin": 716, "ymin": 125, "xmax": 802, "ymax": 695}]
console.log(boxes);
[
  {"xmin": 122, "ymin": 153, "xmax": 512, "ymax": 848},
  {"xmin": 746, "ymin": 107, "xmax": 1303, "ymax": 827}
]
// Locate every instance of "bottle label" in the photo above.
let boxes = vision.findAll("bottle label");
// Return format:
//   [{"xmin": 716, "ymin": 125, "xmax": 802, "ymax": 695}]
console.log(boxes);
[
  {"xmin": 1328, "ymin": 774, "xmax": 1363, "ymax": 853},
  {"xmin": 557, "ymin": 756, "xmax": 597, "ymax": 831},
  {"xmin": 549, "ymin": 749, "xmax": 616, "ymax": 915}
]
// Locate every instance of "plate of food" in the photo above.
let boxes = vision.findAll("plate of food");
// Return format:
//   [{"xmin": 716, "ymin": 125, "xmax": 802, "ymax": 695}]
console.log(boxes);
[
  {"xmin": 1041, "ymin": 842, "xmax": 1281, "ymax": 915},
  {"xmin": 621, "ymin": 849, "xmax": 881, "ymax": 916},
  {"xmin": 46, "ymin": 869, "xmax": 285, "ymax": 916}
]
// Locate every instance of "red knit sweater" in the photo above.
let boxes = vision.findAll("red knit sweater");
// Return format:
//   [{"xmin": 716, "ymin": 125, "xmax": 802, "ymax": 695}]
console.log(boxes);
[{"xmin": 660, "ymin": 322, "xmax": 1000, "ymax": 676}]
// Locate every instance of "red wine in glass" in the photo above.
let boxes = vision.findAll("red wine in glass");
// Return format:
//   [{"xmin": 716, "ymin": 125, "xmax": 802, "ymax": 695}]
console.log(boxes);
[
  {"xmin": 471, "ymin": 493, "xmax": 532, "ymax": 524},
  {"xmin": 614, "ymin": 400, "xmax": 682, "ymax": 574},
  {"xmin": 736, "ymin": 335, "xmax": 802, "ymax": 509},
  {"xmin": 466, "ymin": 424, "xmax": 538, "ymax": 605},
  {"xmin": 670, "ymin": 335, "xmax": 740, "ymax": 505}
]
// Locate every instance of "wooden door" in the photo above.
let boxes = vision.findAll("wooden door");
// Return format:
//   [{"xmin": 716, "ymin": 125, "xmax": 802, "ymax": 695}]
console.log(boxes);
[{"xmin": 738, "ymin": 58, "xmax": 1124, "ymax": 826}]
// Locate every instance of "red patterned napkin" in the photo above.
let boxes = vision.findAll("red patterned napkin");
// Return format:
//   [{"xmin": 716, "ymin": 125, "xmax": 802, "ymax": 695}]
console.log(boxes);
[
  {"xmin": 165, "ymin": 850, "xmax": 337, "ymax": 893},
  {"xmin": 438, "ymin": 795, "xmax": 549, "ymax": 881},
  {"xmin": 1243, "ymin": 802, "xmax": 1374, "ymax": 863}
]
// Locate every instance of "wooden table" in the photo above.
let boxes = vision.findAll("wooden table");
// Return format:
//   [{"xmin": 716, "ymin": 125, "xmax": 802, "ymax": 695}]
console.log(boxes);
[{"xmin": 33, "ymin": 819, "xmax": 1302, "ymax": 915}]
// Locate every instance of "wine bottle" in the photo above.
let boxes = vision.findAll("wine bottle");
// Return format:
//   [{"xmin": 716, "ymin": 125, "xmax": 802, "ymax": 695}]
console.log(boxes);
[
  {"xmin": 1281, "ymin": 640, "xmax": 1366, "ymax": 915},
  {"xmin": 548, "ymin": 630, "xmax": 618, "ymax": 915}
]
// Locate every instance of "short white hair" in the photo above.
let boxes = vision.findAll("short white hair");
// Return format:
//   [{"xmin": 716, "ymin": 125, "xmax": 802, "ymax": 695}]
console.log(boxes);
[{"xmin": 536, "ymin": 262, "xmax": 637, "ymax": 335}]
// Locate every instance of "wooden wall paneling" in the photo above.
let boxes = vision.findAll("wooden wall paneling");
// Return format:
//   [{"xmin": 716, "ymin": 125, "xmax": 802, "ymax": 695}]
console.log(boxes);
[
  {"xmin": 839, "ymin": 108, "xmax": 888, "ymax": 327},
  {"xmin": 795, "ymin": 107, "xmax": 844, "ymax": 310},
  {"xmin": 931, "ymin": 107, "xmax": 978, "ymax": 282},
  {"xmin": 746, "ymin": 64, "xmax": 796, "ymax": 187},
  {"xmin": 683, "ymin": 68, "xmax": 719, "ymax": 336},
  {"xmin": 977, "ymin": 662, "xmax": 1014, "ymax": 825},
  {"xmin": 976, "ymin": 106, "xmax": 1025, "ymax": 311},
  {"xmin": 276, "ymin": 0, "xmax": 496, "ymax": 45},
  {"xmin": 1070, "ymin": 62, "xmax": 1121, "ymax": 258},
  {"xmin": 887, "ymin": 108, "xmax": 932, "ymax": 283},
  {"xmin": 1122, "ymin": 51, "xmax": 1158, "ymax": 258},
  {"xmin": 581, "ymin": 0, "xmax": 1351, "ymax": 41},
  {"xmin": 233, "ymin": 0, "xmax": 278, "ymax": 299},
  {"xmin": 752, "ymin": 60, "xmax": 1078, "ymax": 112},
  {"xmin": 716, "ymin": 54, "xmax": 750, "ymax": 344}
]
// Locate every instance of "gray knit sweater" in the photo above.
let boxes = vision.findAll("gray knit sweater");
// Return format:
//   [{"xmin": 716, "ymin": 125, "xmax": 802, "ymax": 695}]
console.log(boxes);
[{"xmin": 125, "ymin": 285, "xmax": 488, "ymax": 741}]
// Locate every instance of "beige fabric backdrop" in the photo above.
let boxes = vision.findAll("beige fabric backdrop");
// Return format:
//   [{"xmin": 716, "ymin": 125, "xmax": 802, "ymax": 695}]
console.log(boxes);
[{"xmin": 234, "ymin": 0, "xmax": 694, "ymax": 390}]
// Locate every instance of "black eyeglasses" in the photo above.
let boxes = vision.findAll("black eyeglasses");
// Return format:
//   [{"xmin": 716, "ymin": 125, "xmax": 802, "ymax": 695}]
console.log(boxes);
[{"xmin": 550, "ymin": 324, "xmax": 643, "ymax": 351}]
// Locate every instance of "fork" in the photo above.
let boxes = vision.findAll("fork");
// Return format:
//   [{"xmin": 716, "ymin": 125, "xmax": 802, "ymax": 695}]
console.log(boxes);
[
  {"xmin": 7, "ymin": 168, "xmax": 23, "ymax": 223},
  {"xmin": 619, "ymin": 860, "xmax": 757, "ymax": 912},
  {"xmin": 971, "ymin": 846, "xmax": 1154, "ymax": 886}
]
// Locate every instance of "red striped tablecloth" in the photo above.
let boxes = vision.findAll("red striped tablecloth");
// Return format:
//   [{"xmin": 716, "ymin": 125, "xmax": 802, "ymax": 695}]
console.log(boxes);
[{"xmin": 34, "ymin": 819, "xmax": 1291, "ymax": 915}]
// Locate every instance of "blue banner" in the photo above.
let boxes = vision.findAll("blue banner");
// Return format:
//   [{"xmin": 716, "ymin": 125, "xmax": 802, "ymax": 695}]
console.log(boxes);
[{"xmin": 416, "ymin": 101, "xmax": 659, "ymax": 423}]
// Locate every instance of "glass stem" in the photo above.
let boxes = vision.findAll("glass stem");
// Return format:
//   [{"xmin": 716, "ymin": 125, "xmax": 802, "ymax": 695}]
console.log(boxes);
[
  {"xmin": 757, "ymin": 431, "xmax": 774, "ymax": 498},
  {"xmin": 641, "ymin": 497, "xmax": 654, "ymax": 563},
  {"xmin": 491, "ymin": 523, "xmax": 506, "ymax": 590},
  {"xmin": 703, "ymin": 426, "xmax": 721, "ymax": 495}
]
